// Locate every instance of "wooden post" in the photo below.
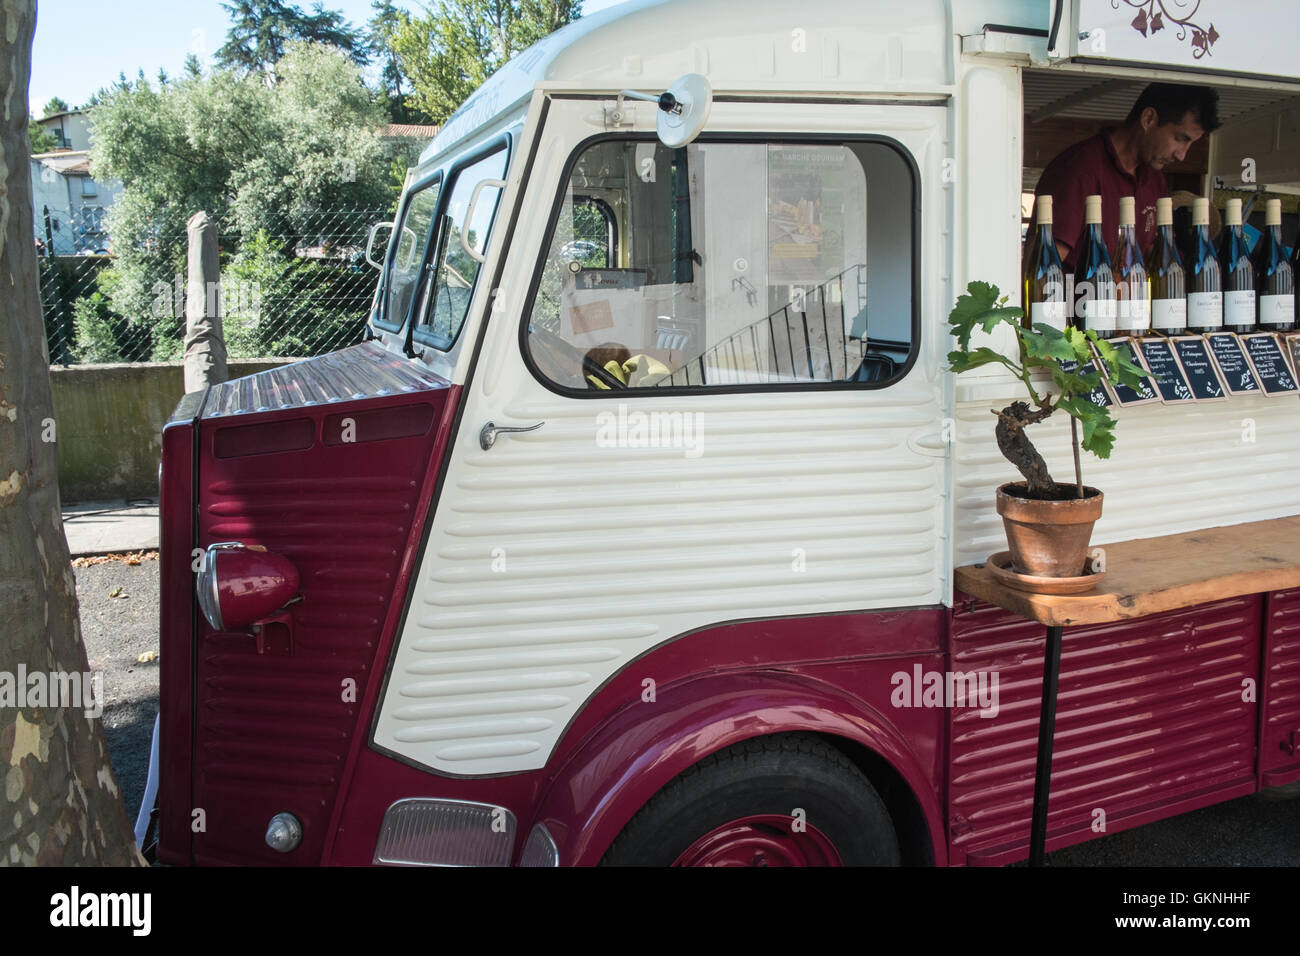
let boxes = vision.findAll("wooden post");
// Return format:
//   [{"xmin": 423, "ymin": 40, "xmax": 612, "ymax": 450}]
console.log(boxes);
[{"xmin": 183, "ymin": 210, "xmax": 227, "ymax": 392}]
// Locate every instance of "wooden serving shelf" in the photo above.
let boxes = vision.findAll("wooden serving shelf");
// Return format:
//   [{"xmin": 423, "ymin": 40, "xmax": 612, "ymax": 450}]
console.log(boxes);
[
  {"xmin": 954, "ymin": 515, "xmax": 1300, "ymax": 627},
  {"xmin": 953, "ymin": 514, "xmax": 1300, "ymax": 866}
]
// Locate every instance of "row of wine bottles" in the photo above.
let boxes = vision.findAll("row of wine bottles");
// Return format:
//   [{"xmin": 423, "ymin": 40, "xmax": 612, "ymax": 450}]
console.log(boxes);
[{"xmin": 1023, "ymin": 194, "xmax": 1297, "ymax": 336}]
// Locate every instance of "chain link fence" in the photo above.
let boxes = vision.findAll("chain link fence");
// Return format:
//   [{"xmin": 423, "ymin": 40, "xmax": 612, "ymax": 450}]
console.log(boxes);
[{"xmin": 40, "ymin": 208, "xmax": 389, "ymax": 365}]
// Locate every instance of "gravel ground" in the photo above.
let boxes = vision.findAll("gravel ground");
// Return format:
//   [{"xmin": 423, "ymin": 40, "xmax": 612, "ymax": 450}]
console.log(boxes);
[
  {"xmin": 75, "ymin": 556, "xmax": 161, "ymax": 828},
  {"xmin": 73, "ymin": 558, "xmax": 1299, "ymax": 866}
]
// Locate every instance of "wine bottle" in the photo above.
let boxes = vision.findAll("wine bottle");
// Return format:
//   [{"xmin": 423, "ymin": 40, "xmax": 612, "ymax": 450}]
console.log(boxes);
[
  {"xmin": 1254, "ymin": 198, "xmax": 1295, "ymax": 332},
  {"xmin": 1220, "ymin": 198, "xmax": 1256, "ymax": 334},
  {"xmin": 1186, "ymin": 197, "xmax": 1223, "ymax": 334},
  {"xmin": 1147, "ymin": 197, "xmax": 1186, "ymax": 336},
  {"xmin": 1116, "ymin": 196, "xmax": 1151, "ymax": 336},
  {"xmin": 1072, "ymin": 194, "xmax": 1118, "ymax": 338},
  {"xmin": 1023, "ymin": 195, "xmax": 1067, "ymax": 332}
]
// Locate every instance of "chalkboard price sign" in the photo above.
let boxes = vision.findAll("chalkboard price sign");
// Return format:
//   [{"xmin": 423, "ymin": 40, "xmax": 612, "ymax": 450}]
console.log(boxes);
[
  {"xmin": 1284, "ymin": 334, "xmax": 1300, "ymax": 385},
  {"xmin": 1171, "ymin": 336, "xmax": 1227, "ymax": 401},
  {"xmin": 1097, "ymin": 338, "xmax": 1158, "ymax": 406},
  {"xmin": 1138, "ymin": 337, "xmax": 1195, "ymax": 403},
  {"xmin": 1241, "ymin": 333, "xmax": 1299, "ymax": 396},
  {"xmin": 1058, "ymin": 358, "xmax": 1114, "ymax": 408},
  {"xmin": 1206, "ymin": 332, "xmax": 1260, "ymax": 394}
]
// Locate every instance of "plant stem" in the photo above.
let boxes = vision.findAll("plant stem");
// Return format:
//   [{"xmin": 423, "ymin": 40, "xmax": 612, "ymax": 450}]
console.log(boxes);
[{"xmin": 1070, "ymin": 416, "xmax": 1084, "ymax": 499}]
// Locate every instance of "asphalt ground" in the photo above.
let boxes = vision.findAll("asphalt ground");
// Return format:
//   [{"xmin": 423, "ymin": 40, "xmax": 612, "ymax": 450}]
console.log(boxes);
[{"xmin": 73, "ymin": 556, "xmax": 1300, "ymax": 866}]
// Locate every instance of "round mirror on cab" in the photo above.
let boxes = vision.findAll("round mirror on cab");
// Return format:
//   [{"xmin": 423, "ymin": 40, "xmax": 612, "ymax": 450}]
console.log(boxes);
[
  {"xmin": 657, "ymin": 73, "xmax": 712, "ymax": 148},
  {"xmin": 619, "ymin": 73, "xmax": 713, "ymax": 149}
]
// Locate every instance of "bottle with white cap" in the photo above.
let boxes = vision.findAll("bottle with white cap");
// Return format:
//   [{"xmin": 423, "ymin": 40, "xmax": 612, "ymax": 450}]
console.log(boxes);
[
  {"xmin": 1252, "ymin": 198, "xmax": 1295, "ymax": 332},
  {"xmin": 1219, "ymin": 197, "xmax": 1255, "ymax": 334},
  {"xmin": 1072, "ymin": 194, "xmax": 1118, "ymax": 338},
  {"xmin": 1146, "ymin": 197, "xmax": 1186, "ymax": 335},
  {"xmin": 1023, "ymin": 195, "xmax": 1068, "ymax": 332},
  {"xmin": 1186, "ymin": 197, "xmax": 1223, "ymax": 334},
  {"xmin": 1115, "ymin": 196, "xmax": 1150, "ymax": 335}
]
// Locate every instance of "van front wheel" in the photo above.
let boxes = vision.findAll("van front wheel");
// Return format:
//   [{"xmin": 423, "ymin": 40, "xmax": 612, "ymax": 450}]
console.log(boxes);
[{"xmin": 600, "ymin": 734, "xmax": 900, "ymax": 867}]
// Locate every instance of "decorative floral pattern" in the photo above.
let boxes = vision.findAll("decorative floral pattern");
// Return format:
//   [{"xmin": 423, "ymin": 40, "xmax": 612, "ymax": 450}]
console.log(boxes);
[{"xmin": 1113, "ymin": 0, "xmax": 1219, "ymax": 58}]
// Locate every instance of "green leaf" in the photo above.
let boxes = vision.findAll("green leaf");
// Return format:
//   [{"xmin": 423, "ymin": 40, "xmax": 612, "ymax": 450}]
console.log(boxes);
[
  {"xmin": 1057, "ymin": 395, "xmax": 1117, "ymax": 459},
  {"xmin": 1021, "ymin": 323, "xmax": 1076, "ymax": 361},
  {"xmin": 947, "ymin": 347, "xmax": 1007, "ymax": 373},
  {"xmin": 1107, "ymin": 346, "xmax": 1153, "ymax": 389},
  {"xmin": 947, "ymin": 281, "xmax": 1024, "ymax": 351},
  {"xmin": 1064, "ymin": 326, "xmax": 1092, "ymax": 362},
  {"xmin": 1093, "ymin": 336, "xmax": 1118, "ymax": 367}
]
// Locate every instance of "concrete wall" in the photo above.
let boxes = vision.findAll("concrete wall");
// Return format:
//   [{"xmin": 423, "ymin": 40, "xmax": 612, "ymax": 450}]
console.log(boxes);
[{"xmin": 50, "ymin": 359, "xmax": 294, "ymax": 502}]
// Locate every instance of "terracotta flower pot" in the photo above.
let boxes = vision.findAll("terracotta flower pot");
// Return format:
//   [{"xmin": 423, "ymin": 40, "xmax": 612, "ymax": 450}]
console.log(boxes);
[{"xmin": 995, "ymin": 482, "xmax": 1103, "ymax": 577}]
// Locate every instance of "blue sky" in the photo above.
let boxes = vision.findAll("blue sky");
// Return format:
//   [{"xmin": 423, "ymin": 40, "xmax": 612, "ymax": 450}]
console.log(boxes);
[{"xmin": 30, "ymin": 0, "xmax": 625, "ymax": 114}]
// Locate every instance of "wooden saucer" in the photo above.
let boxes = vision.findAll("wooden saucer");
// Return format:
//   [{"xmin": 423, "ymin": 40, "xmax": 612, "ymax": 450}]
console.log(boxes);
[{"xmin": 985, "ymin": 550, "xmax": 1105, "ymax": 595}]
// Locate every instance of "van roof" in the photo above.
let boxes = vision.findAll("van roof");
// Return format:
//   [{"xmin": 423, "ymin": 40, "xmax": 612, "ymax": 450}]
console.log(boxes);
[{"xmin": 421, "ymin": 0, "xmax": 951, "ymax": 162}]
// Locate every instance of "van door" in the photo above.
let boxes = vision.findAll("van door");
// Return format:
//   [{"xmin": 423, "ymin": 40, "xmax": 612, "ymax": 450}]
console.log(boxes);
[{"xmin": 373, "ymin": 98, "xmax": 953, "ymax": 777}]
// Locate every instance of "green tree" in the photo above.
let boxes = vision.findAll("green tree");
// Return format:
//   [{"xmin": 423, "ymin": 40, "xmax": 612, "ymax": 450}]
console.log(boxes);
[
  {"xmin": 390, "ymin": 0, "xmax": 582, "ymax": 123},
  {"xmin": 217, "ymin": 0, "xmax": 368, "ymax": 76},
  {"xmin": 89, "ymin": 42, "xmax": 400, "ymax": 358},
  {"xmin": 42, "ymin": 96, "xmax": 70, "ymax": 116},
  {"xmin": 27, "ymin": 118, "xmax": 56, "ymax": 153}
]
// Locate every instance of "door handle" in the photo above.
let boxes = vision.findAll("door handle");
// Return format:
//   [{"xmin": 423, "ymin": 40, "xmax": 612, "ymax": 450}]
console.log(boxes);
[{"xmin": 479, "ymin": 420, "xmax": 544, "ymax": 450}]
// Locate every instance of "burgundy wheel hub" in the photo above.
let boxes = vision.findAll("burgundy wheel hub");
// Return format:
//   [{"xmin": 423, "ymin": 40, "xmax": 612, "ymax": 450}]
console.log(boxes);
[{"xmin": 672, "ymin": 814, "xmax": 844, "ymax": 867}]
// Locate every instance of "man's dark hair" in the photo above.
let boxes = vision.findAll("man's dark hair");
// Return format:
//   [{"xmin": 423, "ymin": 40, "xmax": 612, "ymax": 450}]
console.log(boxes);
[{"xmin": 1126, "ymin": 83, "xmax": 1221, "ymax": 133}]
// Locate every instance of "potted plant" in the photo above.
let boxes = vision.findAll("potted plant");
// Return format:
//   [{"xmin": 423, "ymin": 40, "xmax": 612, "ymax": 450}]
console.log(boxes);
[{"xmin": 946, "ymin": 281, "xmax": 1150, "ymax": 579}]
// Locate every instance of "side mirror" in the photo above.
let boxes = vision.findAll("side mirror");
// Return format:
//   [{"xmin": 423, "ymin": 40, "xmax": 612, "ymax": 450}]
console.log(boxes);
[
  {"xmin": 620, "ymin": 72, "xmax": 713, "ymax": 148},
  {"xmin": 365, "ymin": 221, "xmax": 395, "ymax": 270}
]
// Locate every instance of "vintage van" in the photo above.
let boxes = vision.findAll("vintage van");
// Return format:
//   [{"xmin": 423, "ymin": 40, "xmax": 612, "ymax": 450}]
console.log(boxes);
[{"xmin": 150, "ymin": 0, "xmax": 1300, "ymax": 866}]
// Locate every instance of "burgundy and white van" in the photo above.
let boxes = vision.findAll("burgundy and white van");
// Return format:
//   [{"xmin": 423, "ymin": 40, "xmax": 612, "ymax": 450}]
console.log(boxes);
[{"xmin": 150, "ymin": 0, "xmax": 1300, "ymax": 865}]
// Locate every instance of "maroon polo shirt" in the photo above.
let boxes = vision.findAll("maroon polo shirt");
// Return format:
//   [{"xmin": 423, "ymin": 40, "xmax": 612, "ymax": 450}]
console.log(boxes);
[{"xmin": 1034, "ymin": 130, "xmax": 1166, "ymax": 271}]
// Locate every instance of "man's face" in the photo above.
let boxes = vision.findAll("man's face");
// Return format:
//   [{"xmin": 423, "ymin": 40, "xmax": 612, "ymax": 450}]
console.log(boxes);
[{"xmin": 1139, "ymin": 107, "xmax": 1205, "ymax": 169}]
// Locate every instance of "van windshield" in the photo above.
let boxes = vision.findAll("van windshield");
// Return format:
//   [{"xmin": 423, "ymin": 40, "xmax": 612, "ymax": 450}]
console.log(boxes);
[
  {"xmin": 383, "ymin": 178, "xmax": 441, "ymax": 329},
  {"xmin": 525, "ymin": 139, "xmax": 916, "ymax": 391}
]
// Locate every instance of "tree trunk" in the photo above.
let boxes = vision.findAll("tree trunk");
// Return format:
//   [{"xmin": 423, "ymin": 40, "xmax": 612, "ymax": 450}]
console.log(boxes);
[
  {"xmin": 993, "ymin": 401, "xmax": 1058, "ymax": 498},
  {"xmin": 0, "ymin": 0, "xmax": 144, "ymax": 866}
]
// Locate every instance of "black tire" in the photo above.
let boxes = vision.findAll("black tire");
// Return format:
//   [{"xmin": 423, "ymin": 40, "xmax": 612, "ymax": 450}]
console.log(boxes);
[{"xmin": 601, "ymin": 734, "xmax": 900, "ymax": 866}]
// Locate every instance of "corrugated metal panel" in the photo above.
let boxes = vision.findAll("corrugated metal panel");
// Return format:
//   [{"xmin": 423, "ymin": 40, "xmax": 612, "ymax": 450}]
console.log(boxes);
[
  {"xmin": 377, "ymin": 98, "xmax": 953, "ymax": 778},
  {"xmin": 195, "ymin": 472, "xmax": 422, "ymax": 864},
  {"xmin": 202, "ymin": 342, "xmax": 444, "ymax": 418},
  {"xmin": 955, "ymin": 390, "xmax": 1300, "ymax": 567},
  {"xmin": 1261, "ymin": 588, "xmax": 1300, "ymax": 781},
  {"xmin": 192, "ymin": 385, "xmax": 447, "ymax": 864},
  {"xmin": 949, "ymin": 594, "xmax": 1260, "ymax": 861},
  {"xmin": 375, "ymin": 385, "xmax": 947, "ymax": 774}
]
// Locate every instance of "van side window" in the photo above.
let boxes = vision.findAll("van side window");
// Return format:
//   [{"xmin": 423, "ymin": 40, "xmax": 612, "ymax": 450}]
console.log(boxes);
[
  {"xmin": 524, "ymin": 139, "xmax": 916, "ymax": 392},
  {"xmin": 415, "ymin": 145, "xmax": 509, "ymax": 349}
]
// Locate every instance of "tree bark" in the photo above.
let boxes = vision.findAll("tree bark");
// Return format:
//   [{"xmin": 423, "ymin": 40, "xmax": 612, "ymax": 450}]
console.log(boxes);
[
  {"xmin": 0, "ymin": 0, "xmax": 144, "ymax": 866},
  {"xmin": 994, "ymin": 401, "xmax": 1058, "ymax": 498}
]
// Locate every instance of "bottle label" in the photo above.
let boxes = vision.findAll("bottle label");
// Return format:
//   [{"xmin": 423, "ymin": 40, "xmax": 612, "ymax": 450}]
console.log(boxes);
[
  {"xmin": 1225, "ymin": 289, "xmax": 1256, "ymax": 326},
  {"xmin": 1117, "ymin": 298, "xmax": 1151, "ymax": 331},
  {"xmin": 1187, "ymin": 291, "xmax": 1223, "ymax": 329},
  {"xmin": 1079, "ymin": 298, "xmax": 1117, "ymax": 330},
  {"xmin": 1260, "ymin": 294, "xmax": 1295, "ymax": 326},
  {"xmin": 1031, "ymin": 300, "xmax": 1068, "ymax": 331},
  {"xmin": 1152, "ymin": 298, "xmax": 1187, "ymax": 331}
]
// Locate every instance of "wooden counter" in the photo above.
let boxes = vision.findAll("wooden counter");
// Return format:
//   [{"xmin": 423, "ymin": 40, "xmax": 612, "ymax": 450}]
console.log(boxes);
[{"xmin": 954, "ymin": 516, "xmax": 1300, "ymax": 627}]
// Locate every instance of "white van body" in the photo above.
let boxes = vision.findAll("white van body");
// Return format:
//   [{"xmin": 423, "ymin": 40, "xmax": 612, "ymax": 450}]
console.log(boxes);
[{"xmin": 367, "ymin": 0, "xmax": 1300, "ymax": 776}]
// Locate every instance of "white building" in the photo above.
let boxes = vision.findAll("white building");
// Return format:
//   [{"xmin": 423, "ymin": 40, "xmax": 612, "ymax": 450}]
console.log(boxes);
[{"xmin": 30, "ymin": 109, "xmax": 121, "ymax": 255}]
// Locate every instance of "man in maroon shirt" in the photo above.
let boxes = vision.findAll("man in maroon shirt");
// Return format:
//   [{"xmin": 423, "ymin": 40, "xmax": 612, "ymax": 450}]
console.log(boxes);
[{"xmin": 1035, "ymin": 83, "xmax": 1221, "ymax": 270}]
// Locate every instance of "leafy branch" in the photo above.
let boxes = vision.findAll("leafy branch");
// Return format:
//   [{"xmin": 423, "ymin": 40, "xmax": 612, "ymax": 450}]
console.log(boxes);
[{"xmin": 947, "ymin": 281, "xmax": 1151, "ymax": 498}]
